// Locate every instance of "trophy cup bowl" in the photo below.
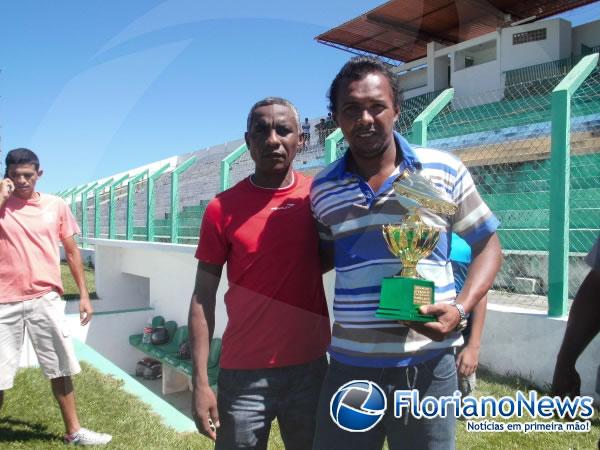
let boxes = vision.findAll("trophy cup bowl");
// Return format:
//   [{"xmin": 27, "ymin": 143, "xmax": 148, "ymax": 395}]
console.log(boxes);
[{"xmin": 375, "ymin": 170, "xmax": 458, "ymax": 322}]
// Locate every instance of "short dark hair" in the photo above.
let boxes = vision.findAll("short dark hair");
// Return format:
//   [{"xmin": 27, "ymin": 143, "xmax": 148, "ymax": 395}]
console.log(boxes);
[
  {"xmin": 246, "ymin": 97, "xmax": 300, "ymax": 132},
  {"xmin": 327, "ymin": 56, "xmax": 401, "ymax": 115},
  {"xmin": 5, "ymin": 148, "xmax": 40, "ymax": 177}
]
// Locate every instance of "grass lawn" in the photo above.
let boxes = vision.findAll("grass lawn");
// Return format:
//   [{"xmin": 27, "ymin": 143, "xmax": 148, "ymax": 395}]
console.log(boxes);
[
  {"xmin": 60, "ymin": 262, "xmax": 97, "ymax": 300},
  {"xmin": 1, "ymin": 364, "xmax": 597, "ymax": 449}
]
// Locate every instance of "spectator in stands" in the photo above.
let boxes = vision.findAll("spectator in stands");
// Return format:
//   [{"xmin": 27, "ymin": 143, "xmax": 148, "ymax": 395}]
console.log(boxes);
[
  {"xmin": 302, "ymin": 117, "xmax": 311, "ymax": 150},
  {"xmin": 324, "ymin": 112, "xmax": 336, "ymax": 135},
  {"xmin": 0, "ymin": 148, "xmax": 112, "ymax": 446},
  {"xmin": 311, "ymin": 56, "xmax": 502, "ymax": 450},
  {"xmin": 316, "ymin": 118, "xmax": 327, "ymax": 144},
  {"xmin": 450, "ymin": 233, "xmax": 488, "ymax": 397},
  {"xmin": 188, "ymin": 97, "xmax": 330, "ymax": 449},
  {"xmin": 552, "ymin": 235, "xmax": 600, "ymax": 399}
]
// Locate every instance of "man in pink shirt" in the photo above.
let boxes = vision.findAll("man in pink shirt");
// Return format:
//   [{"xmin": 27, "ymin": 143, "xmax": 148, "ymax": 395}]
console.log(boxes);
[{"xmin": 0, "ymin": 148, "xmax": 111, "ymax": 446}]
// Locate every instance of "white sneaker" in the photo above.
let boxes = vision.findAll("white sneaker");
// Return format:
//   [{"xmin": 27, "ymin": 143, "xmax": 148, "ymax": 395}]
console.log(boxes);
[{"xmin": 64, "ymin": 427, "xmax": 112, "ymax": 446}]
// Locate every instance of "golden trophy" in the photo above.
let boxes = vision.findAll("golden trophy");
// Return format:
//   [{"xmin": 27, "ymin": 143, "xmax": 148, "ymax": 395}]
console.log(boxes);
[{"xmin": 375, "ymin": 170, "xmax": 457, "ymax": 322}]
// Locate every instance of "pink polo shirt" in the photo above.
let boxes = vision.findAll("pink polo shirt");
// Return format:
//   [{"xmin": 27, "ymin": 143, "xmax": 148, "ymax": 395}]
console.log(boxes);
[{"xmin": 0, "ymin": 193, "xmax": 80, "ymax": 303}]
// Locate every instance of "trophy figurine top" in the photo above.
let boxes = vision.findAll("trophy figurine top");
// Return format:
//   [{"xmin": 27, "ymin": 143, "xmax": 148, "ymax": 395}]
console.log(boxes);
[{"xmin": 382, "ymin": 170, "xmax": 458, "ymax": 278}]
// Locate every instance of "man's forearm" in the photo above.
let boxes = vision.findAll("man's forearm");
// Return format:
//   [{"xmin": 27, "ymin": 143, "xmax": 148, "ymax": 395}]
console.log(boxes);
[
  {"xmin": 189, "ymin": 295, "xmax": 215, "ymax": 388},
  {"xmin": 465, "ymin": 296, "xmax": 487, "ymax": 348},
  {"xmin": 457, "ymin": 234, "xmax": 502, "ymax": 313},
  {"xmin": 65, "ymin": 243, "xmax": 89, "ymax": 297},
  {"xmin": 556, "ymin": 270, "xmax": 600, "ymax": 366}
]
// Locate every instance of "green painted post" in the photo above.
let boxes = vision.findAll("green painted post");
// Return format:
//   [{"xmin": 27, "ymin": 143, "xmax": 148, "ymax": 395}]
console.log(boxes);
[
  {"xmin": 94, "ymin": 179, "xmax": 113, "ymax": 238},
  {"xmin": 171, "ymin": 156, "xmax": 197, "ymax": 244},
  {"xmin": 108, "ymin": 174, "xmax": 130, "ymax": 240},
  {"xmin": 61, "ymin": 187, "xmax": 76, "ymax": 200},
  {"xmin": 410, "ymin": 88, "xmax": 454, "ymax": 146},
  {"xmin": 219, "ymin": 144, "xmax": 247, "ymax": 192},
  {"xmin": 80, "ymin": 182, "xmax": 98, "ymax": 247},
  {"xmin": 70, "ymin": 185, "xmax": 87, "ymax": 217},
  {"xmin": 548, "ymin": 53, "xmax": 598, "ymax": 317},
  {"xmin": 126, "ymin": 170, "xmax": 149, "ymax": 241},
  {"xmin": 147, "ymin": 163, "xmax": 171, "ymax": 242},
  {"xmin": 324, "ymin": 128, "xmax": 344, "ymax": 164}
]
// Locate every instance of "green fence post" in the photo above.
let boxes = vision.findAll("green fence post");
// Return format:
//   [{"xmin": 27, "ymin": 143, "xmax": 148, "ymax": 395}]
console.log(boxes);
[
  {"xmin": 147, "ymin": 163, "xmax": 171, "ymax": 242},
  {"xmin": 324, "ymin": 128, "xmax": 344, "ymax": 164},
  {"xmin": 548, "ymin": 53, "xmax": 598, "ymax": 317},
  {"xmin": 219, "ymin": 144, "xmax": 247, "ymax": 192},
  {"xmin": 410, "ymin": 88, "xmax": 454, "ymax": 147},
  {"xmin": 171, "ymin": 156, "xmax": 197, "ymax": 244},
  {"xmin": 126, "ymin": 170, "xmax": 149, "ymax": 241},
  {"xmin": 61, "ymin": 187, "xmax": 76, "ymax": 200},
  {"xmin": 94, "ymin": 179, "xmax": 114, "ymax": 238},
  {"xmin": 80, "ymin": 182, "xmax": 98, "ymax": 247},
  {"xmin": 108, "ymin": 174, "xmax": 130, "ymax": 240},
  {"xmin": 70, "ymin": 185, "xmax": 88, "ymax": 217}
]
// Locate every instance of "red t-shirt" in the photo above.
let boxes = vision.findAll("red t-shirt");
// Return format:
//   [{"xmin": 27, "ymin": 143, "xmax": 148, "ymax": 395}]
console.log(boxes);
[{"xmin": 196, "ymin": 172, "xmax": 330, "ymax": 369}]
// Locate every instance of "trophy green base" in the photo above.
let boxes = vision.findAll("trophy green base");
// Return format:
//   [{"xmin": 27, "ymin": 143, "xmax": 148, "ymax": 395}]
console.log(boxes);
[{"xmin": 376, "ymin": 276, "xmax": 436, "ymax": 322}]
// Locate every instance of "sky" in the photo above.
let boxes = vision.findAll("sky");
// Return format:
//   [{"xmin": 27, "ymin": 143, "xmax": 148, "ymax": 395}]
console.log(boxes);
[{"xmin": 1, "ymin": 0, "xmax": 600, "ymax": 193}]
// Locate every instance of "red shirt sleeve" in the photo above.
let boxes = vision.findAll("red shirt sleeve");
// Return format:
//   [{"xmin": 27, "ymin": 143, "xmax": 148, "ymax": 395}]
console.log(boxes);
[{"xmin": 195, "ymin": 197, "xmax": 228, "ymax": 265}]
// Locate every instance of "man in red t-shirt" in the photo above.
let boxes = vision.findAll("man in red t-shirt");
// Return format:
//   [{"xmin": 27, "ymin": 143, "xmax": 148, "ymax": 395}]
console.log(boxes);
[
  {"xmin": 189, "ymin": 97, "xmax": 330, "ymax": 449},
  {"xmin": 0, "ymin": 148, "xmax": 111, "ymax": 446}
]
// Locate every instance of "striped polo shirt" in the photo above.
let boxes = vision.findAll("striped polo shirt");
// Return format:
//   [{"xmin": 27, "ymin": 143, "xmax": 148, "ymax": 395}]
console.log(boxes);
[{"xmin": 310, "ymin": 132, "xmax": 499, "ymax": 367}]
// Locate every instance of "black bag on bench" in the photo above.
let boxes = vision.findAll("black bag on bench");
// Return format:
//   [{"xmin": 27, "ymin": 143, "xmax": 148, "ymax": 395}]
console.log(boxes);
[
  {"xmin": 135, "ymin": 357, "xmax": 162, "ymax": 380},
  {"xmin": 151, "ymin": 326, "xmax": 170, "ymax": 345}
]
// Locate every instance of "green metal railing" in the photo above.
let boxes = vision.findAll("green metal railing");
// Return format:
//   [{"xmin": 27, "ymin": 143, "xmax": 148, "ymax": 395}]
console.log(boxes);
[
  {"xmin": 94, "ymin": 179, "xmax": 113, "ymax": 238},
  {"xmin": 108, "ymin": 174, "xmax": 130, "ymax": 239},
  {"xmin": 126, "ymin": 170, "xmax": 148, "ymax": 241},
  {"xmin": 220, "ymin": 144, "xmax": 247, "ymax": 192},
  {"xmin": 147, "ymin": 163, "xmax": 171, "ymax": 242},
  {"xmin": 80, "ymin": 182, "xmax": 98, "ymax": 247},
  {"xmin": 170, "ymin": 156, "xmax": 197, "ymax": 244},
  {"xmin": 410, "ymin": 88, "xmax": 454, "ymax": 147},
  {"xmin": 324, "ymin": 129, "xmax": 344, "ymax": 165},
  {"xmin": 548, "ymin": 53, "xmax": 599, "ymax": 317}
]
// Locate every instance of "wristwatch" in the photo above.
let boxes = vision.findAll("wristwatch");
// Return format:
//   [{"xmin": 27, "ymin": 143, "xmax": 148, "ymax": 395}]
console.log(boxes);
[{"xmin": 453, "ymin": 303, "xmax": 468, "ymax": 332}]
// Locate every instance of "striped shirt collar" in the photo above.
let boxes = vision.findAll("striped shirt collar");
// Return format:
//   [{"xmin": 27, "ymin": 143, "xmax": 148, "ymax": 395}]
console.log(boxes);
[{"xmin": 325, "ymin": 131, "xmax": 422, "ymax": 182}]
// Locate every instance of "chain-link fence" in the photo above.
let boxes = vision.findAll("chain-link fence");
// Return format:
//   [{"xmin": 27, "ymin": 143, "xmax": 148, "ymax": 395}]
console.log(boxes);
[
  {"xmin": 97, "ymin": 191, "xmax": 110, "ymax": 239},
  {"xmin": 425, "ymin": 66, "xmax": 599, "ymax": 306}
]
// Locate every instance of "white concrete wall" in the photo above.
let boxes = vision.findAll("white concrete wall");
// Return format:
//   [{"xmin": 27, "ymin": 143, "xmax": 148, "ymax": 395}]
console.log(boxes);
[
  {"xmin": 572, "ymin": 20, "xmax": 600, "ymax": 55},
  {"xmin": 402, "ymin": 85, "xmax": 432, "ymax": 100},
  {"xmin": 451, "ymin": 60, "xmax": 503, "ymax": 104},
  {"xmin": 481, "ymin": 303, "xmax": 600, "ymax": 403},
  {"xmin": 500, "ymin": 19, "xmax": 571, "ymax": 72},
  {"xmin": 398, "ymin": 67, "xmax": 427, "ymax": 92}
]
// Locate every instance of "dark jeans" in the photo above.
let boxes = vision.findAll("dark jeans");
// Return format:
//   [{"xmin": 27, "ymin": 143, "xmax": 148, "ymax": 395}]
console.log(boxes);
[
  {"xmin": 312, "ymin": 350, "xmax": 457, "ymax": 450},
  {"xmin": 216, "ymin": 356, "xmax": 328, "ymax": 450}
]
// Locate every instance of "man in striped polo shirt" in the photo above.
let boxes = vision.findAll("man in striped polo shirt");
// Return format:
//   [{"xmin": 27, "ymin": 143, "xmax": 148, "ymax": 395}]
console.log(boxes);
[{"xmin": 311, "ymin": 57, "xmax": 502, "ymax": 450}]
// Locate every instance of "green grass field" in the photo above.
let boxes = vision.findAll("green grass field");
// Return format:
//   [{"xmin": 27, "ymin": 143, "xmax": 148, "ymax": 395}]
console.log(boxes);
[
  {"xmin": 60, "ymin": 262, "xmax": 97, "ymax": 300},
  {"xmin": 1, "ymin": 364, "xmax": 597, "ymax": 449}
]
